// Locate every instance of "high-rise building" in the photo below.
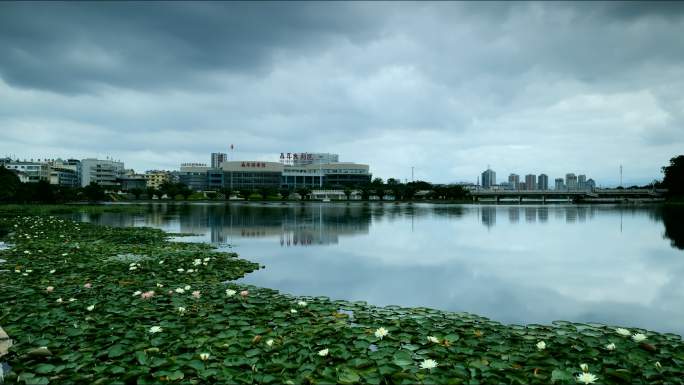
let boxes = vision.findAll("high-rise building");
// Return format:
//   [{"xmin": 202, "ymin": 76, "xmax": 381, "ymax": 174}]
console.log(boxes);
[
  {"xmin": 481, "ymin": 168, "xmax": 496, "ymax": 189},
  {"xmin": 525, "ymin": 174, "xmax": 537, "ymax": 191},
  {"xmin": 555, "ymin": 178, "xmax": 565, "ymax": 191},
  {"xmin": 508, "ymin": 174, "xmax": 520, "ymax": 190},
  {"xmin": 537, "ymin": 174, "xmax": 549, "ymax": 190},
  {"xmin": 211, "ymin": 152, "xmax": 227, "ymax": 168},
  {"xmin": 578, "ymin": 174, "xmax": 587, "ymax": 190},
  {"xmin": 566, "ymin": 173, "xmax": 578, "ymax": 191}
]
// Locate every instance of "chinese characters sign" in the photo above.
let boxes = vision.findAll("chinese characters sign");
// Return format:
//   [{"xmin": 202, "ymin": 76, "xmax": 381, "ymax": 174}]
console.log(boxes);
[
  {"xmin": 241, "ymin": 162, "xmax": 267, "ymax": 168},
  {"xmin": 280, "ymin": 152, "xmax": 314, "ymax": 164}
]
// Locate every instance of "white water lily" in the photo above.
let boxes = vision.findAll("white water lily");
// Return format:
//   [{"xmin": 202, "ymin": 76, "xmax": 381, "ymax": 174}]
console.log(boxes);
[
  {"xmin": 199, "ymin": 353, "xmax": 210, "ymax": 361},
  {"xmin": 61, "ymin": 253, "xmax": 68, "ymax": 256},
  {"xmin": 427, "ymin": 336, "xmax": 440, "ymax": 343},
  {"xmin": 177, "ymin": 307, "xmax": 186, "ymax": 314},
  {"xmin": 149, "ymin": 326, "xmax": 163, "ymax": 334},
  {"xmin": 290, "ymin": 309, "xmax": 298, "ymax": 314},
  {"xmin": 129, "ymin": 266, "xmax": 138, "ymax": 271},
  {"xmin": 616, "ymin": 328, "xmax": 631, "ymax": 336},
  {"xmin": 49, "ymin": 269, "xmax": 56, "ymax": 274},
  {"xmin": 68, "ymin": 298, "xmax": 77, "ymax": 302},
  {"xmin": 297, "ymin": 301, "xmax": 307, "ymax": 307},
  {"xmin": 536, "ymin": 341, "xmax": 546, "ymax": 350},
  {"xmin": 374, "ymin": 327, "xmax": 389, "ymax": 339},
  {"xmin": 193, "ymin": 259, "xmax": 202, "ymax": 266},
  {"xmin": 606, "ymin": 343, "xmax": 616, "ymax": 350},
  {"xmin": 576, "ymin": 372, "xmax": 598, "ymax": 384},
  {"xmin": 184, "ymin": 285, "xmax": 191, "ymax": 290},
  {"xmin": 632, "ymin": 333, "xmax": 647, "ymax": 342},
  {"xmin": 226, "ymin": 289, "xmax": 237, "ymax": 297},
  {"xmin": 266, "ymin": 339, "xmax": 274, "ymax": 346},
  {"xmin": 158, "ymin": 260, "xmax": 165, "ymax": 264},
  {"xmin": 420, "ymin": 359, "xmax": 438, "ymax": 370},
  {"xmin": 177, "ymin": 268, "xmax": 184, "ymax": 272},
  {"xmin": 56, "ymin": 297, "xmax": 63, "ymax": 303},
  {"xmin": 317, "ymin": 348, "xmax": 329, "ymax": 356},
  {"xmin": 133, "ymin": 291, "xmax": 142, "ymax": 296},
  {"xmin": 655, "ymin": 361, "xmax": 662, "ymax": 369},
  {"xmin": 175, "ymin": 287, "xmax": 185, "ymax": 294},
  {"xmin": 203, "ymin": 257, "xmax": 211, "ymax": 262},
  {"xmin": 187, "ymin": 269, "xmax": 194, "ymax": 273},
  {"xmin": 87, "ymin": 305, "xmax": 95, "ymax": 311},
  {"xmin": 580, "ymin": 363, "xmax": 589, "ymax": 372}
]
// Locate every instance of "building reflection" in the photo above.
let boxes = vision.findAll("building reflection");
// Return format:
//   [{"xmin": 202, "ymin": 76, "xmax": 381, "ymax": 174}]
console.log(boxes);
[{"xmin": 171, "ymin": 203, "xmax": 372, "ymax": 246}]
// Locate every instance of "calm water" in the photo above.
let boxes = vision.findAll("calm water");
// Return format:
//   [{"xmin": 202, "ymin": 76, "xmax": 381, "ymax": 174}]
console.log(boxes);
[{"xmin": 70, "ymin": 203, "xmax": 684, "ymax": 335}]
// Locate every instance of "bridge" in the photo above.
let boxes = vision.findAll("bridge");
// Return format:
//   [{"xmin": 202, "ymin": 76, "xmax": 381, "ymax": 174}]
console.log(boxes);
[{"xmin": 470, "ymin": 188, "xmax": 666, "ymax": 203}]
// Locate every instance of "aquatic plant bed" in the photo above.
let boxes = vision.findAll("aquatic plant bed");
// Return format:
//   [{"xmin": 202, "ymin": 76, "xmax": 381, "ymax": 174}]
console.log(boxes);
[{"xmin": 1, "ymin": 214, "xmax": 683, "ymax": 384}]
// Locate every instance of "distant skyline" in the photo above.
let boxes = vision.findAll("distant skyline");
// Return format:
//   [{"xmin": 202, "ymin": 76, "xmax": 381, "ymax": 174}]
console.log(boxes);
[{"xmin": 1, "ymin": 2, "xmax": 683, "ymax": 186}]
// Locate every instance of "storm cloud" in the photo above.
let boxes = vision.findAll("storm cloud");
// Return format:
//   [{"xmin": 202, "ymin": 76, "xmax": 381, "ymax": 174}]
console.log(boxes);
[{"xmin": 1, "ymin": 2, "xmax": 683, "ymax": 185}]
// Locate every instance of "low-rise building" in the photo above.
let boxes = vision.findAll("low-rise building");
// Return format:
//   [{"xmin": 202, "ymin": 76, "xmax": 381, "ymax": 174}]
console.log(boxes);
[
  {"xmin": 2, "ymin": 160, "xmax": 50, "ymax": 183},
  {"xmin": 144, "ymin": 170, "xmax": 171, "ymax": 189},
  {"xmin": 80, "ymin": 158, "xmax": 125, "ymax": 188}
]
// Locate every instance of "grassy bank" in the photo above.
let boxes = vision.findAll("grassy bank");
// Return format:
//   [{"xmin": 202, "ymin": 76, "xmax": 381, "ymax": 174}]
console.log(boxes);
[{"xmin": 1, "ymin": 213, "xmax": 683, "ymax": 384}]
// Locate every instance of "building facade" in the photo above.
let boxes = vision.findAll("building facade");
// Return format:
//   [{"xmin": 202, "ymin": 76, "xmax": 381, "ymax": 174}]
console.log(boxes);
[
  {"xmin": 555, "ymin": 178, "xmax": 565, "ymax": 191},
  {"xmin": 508, "ymin": 174, "xmax": 520, "ymax": 190},
  {"xmin": 80, "ymin": 158, "xmax": 124, "ymax": 188},
  {"xmin": 2, "ymin": 161, "xmax": 50, "ymax": 183},
  {"xmin": 481, "ymin": 168, "xmax": 496, "ymax": 189},
  {"xmin": 565, "ymin": 173, "xmax": 578, "ymax": 191},
  {"xmin": 211, "ymin": 153, "xmax": 227, "ymax": 168},
  {"xmin": 537, "ymin": 174, "xmax": 549, "ymax": 190},
  {"xmin": 524, "ymin": 174, "xmax": 537, "ymax": 191},
  {"xmin": 222, "ymin": 161, "xmax": 283, "ymax": 191},
  {"xmin": 144, "ymin": 170, "xmax": 171, "ymax": 189}
]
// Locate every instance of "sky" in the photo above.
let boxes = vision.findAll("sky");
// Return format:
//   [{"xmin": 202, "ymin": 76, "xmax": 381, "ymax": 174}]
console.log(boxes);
[{"xmin": 1, "ymin": 2, "xmax": 683, "ymax": 186}]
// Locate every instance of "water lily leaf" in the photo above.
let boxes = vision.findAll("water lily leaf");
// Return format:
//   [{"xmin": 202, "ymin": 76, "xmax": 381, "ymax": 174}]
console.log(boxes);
[
  {"xmin": 337, "ymin": 368, "xmax": 360, "ymax": 384},
  {"xmin": 393, "ymin": 351, "xmax": 413, "ymax": 367},
  {"xmin": 34, "ymin": 364, "xmax": 56, "ymax": 374},
  {"xmin": 551, "ymin": 369, "xmax": 573, "ymax": 383},
  {"xmin": 107, "ymin": 344, "xmax": 127, "ymax": 358}
]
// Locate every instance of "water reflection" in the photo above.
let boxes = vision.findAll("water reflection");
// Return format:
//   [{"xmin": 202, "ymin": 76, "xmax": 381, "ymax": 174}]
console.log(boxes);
[{"xmin": 71, "ymin": 203, "xmax": 684, "ymax": 335}]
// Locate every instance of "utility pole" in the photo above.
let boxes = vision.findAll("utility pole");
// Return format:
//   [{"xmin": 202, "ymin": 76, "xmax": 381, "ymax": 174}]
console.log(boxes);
[{"xmin": 411, "ymin": 166, "xmax": 414, "ymax": 182}]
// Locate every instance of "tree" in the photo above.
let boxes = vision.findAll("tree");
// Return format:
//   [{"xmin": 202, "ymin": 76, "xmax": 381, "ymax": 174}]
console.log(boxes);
[
  {"xmin": 343, "ymin": 188, "xmax": 352, "ymax": 201},
  {"xmin": 0, "ymin": 166, "xmax": 21, "ymax": 202},
  {"xmin": 83, "ymin": 182, "xmax": 105, "ymax": 202},
  {"xmin": 280, "ymin": 188, "xmax": 291, "ymax": 200},
  {"xmin": 371, "ymin": 177, "xmax": 384, "ymax": 186},
  {"xmin": 387, "ymin": 178, "xmax": 400, "ymax": 186},
  {"xmin": 662, "ymin": 155, "xmax": 684, "ymax": 197},
  {"xmin": 130, "ymin": 188, "xmax": 143, "ymax": 200},
  {"xmin": 146, "ymin": 187, "xmax": 158, "ymax": 199}
]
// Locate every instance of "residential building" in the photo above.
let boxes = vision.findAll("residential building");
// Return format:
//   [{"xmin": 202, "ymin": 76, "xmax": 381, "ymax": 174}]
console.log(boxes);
[
  {"xmin": 525, "ymin": 174, "xmax": 537, "ymax": 191},
  {"xmin": 508, "ymin": 174, "xmax": 520, "ymax": 190},
  {"xmin": 211, "ymin": 152, "xmax": 227, "ymax": 168},
  {"xmin": 144, "ymin": 170, "xmax": 171, "ymax": 189},
  {"xmin": 578, "ymin": 174, "xmax": 587, "ymax": 190},
  {"xmin": 80, "ymin": 158, "xmax": 125, "ymax": 188},
  {"xmin": 48, "ymin": 159, "xmax": 80, "ymax": 187},
  {"xmin": 555, "ymin": 178, "xmax": 565, "ymax": 191},
  {"xmin": 537, "ymin": 174, "xmax": 549, "ymax": 191},
  {"xmin": 565, "ymin": 173, "xmax": 578, "ymax": 191},
  {"xmin": 481, "ymin": 168, "xmax": 496, "ymax": 189}
]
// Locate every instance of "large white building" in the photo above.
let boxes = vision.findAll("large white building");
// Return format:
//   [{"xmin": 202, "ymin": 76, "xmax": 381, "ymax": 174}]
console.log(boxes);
[
  {"xmin": 2, "ymin": 160, "xmax": 50, "ymax": 183},
  {"xmin": 80, "ymin": 158, "xmax": 124, "ymax": 188}
]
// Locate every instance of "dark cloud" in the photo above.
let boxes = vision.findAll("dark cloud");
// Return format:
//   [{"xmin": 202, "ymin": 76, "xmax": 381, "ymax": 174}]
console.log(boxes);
[
  {"xmin": 0, "ymin": 2, "xmax": 385, "ymax": 93},
  {"xmin": 0, "ymin": 2, "xmax": 682, "ymax": 184}
]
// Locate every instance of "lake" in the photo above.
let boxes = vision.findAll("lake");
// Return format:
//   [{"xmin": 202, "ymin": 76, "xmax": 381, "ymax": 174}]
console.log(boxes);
[{"xmin": 69, "ymin": 202, "xmax": 684, "ymax": 335}]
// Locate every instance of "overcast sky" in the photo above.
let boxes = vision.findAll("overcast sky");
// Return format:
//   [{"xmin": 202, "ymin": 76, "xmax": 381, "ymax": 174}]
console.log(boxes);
[{"xmin": 1, "ymin": 2, "xmax": 683, "ymax": 186}]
